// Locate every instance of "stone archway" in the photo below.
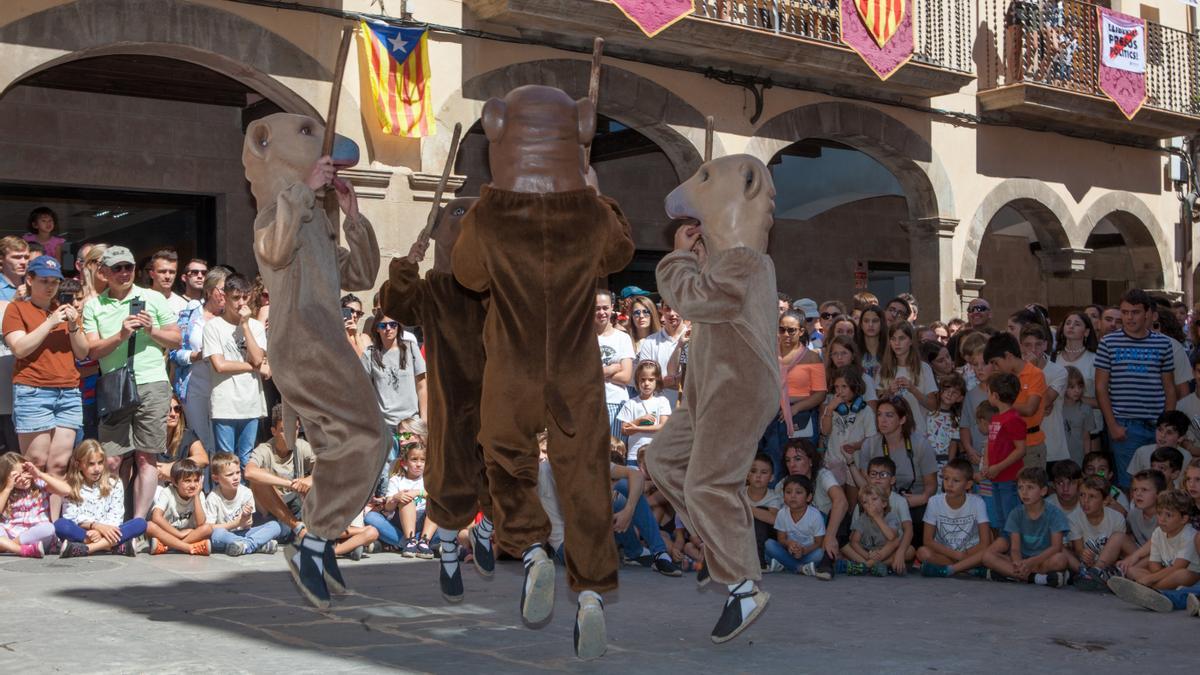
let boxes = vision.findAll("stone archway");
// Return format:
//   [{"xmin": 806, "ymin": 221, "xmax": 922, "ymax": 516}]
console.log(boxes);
[
  {"xmin": 960, "ymin": 178, "xmax": 1078, "ymax": 282},
  {"xmin": 1079, "ymin": 192, "xmax": 1171, "ymax": 290},
  {"xmin": 426, "ymin": 59, "xmax": 712, "ymax": 180}
]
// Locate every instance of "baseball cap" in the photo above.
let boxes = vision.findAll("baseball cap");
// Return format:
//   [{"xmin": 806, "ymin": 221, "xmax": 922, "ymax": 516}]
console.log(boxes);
[
  {"xmin": 792, "ymin": 297, "xmax": 819, "ymax": 320},
  {"xmin": 100, "ymin": 246, "xmax": 136, "ymax": 267},
  {"xmin": 26, "ymin": 255, "xmax": 63, "ymax": 279},
  {"xmin": 619, "ymin": 285, "xmax": 653, "ymax": 299}
]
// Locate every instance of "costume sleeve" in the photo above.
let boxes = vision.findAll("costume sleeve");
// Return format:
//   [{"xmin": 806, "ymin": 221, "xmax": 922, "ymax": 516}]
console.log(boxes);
[
  {"xmin": 255, "ymin": 183, "xmax": 309, "ymax": 270},
  {"xmin": 380, "ymin": 258, "xmax": 427, "ymax": 326},
  {"xmin": 597, "ymin": 196, "xmax": 635, "ymax": 275},
  {"xmin": 656, "ymin": 249, "xmax": 754, "ymax": 324},
  {"xmin": 451, "ymin": 211, "xmax": 490, "ymax": 293},
  {"xmin": 336, "ymin": 213, "xmax": 381, "ymax": 292}
]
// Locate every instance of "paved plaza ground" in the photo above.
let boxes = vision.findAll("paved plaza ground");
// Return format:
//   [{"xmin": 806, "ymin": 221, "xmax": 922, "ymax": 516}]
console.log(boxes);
[{"xmin": 0, "ymin": 550, "xmax": 1195, "ymax": 673}]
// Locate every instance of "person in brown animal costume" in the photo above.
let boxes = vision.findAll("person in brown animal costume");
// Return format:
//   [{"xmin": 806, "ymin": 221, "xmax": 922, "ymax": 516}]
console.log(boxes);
[
  {"xmin": 644, "ymin": 154, "xmax": 780, "ymax": 644},
  {"xmin": 242, "ymin": 113, "xmax": 390, "ymax": 609},
  {"xmin": 451, "ymin": 84, "xmax": 634, "ymax": 660},
  {"xmin": 380, "ymin": 196, "xmax": 497, "ymax": 601}
]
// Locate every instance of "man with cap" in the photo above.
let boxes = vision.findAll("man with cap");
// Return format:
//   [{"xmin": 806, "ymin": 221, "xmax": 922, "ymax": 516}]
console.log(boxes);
[
  {"xmin": 83, "ymin": 246, "xmax": 181, "ymax": 521},
  {"xmin": 792, "ymin": 298, "xmax": 821, "ymax": 350}
]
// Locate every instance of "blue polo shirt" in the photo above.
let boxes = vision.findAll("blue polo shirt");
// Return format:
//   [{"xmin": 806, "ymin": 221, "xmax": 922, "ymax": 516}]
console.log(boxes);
[{"xmin": 0, "ymin": 276, "xmax": 17, "ymax": 302}]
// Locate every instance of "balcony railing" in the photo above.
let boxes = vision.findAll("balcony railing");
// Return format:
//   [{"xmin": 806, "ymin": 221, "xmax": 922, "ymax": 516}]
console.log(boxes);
[
  {"xmin": 694, "ymin": 0, "xmax": 974, "ymax": 73},
  {"xmin": 979, "ymin": 0, "xmax": 1200, "ymax": 117}
]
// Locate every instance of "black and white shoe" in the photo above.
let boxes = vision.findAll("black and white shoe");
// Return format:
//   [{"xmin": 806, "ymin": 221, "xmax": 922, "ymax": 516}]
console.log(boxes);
[
  {"xmin": 697, "ymin": 564, "xmax": 711, "ymax": 587},
  {"xmin": 710, "ymin": 583, "xmax": 770, "ymax": 644},
  {"xmin": 470, "ymin": 526, "xmax": 495, "ymax": 578},
  {"xmin": 285, "ymin": 542, "xmax": 331, "ymax": 610},
  {"xmin": 651, "ymin": 554, "xmax": 682, "ymax": 577},
  {"xmin": 574, "ymin": 592, "xmax": 606, "ymax": 660},
  {"xmin": 440, "ymin": 556, "xmax": 464, "ymax": 603},
  {"xmin": 320, "ymin": 539, "xmax": 349, "ymax": 595},
  {"xmin": 520, "ymin": 544, "xmax": 556, "ymax": 625}
]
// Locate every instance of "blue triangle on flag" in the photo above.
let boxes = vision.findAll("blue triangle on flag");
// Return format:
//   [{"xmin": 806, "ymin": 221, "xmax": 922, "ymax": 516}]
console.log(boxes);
[{"xmin": 367, "ymin": 23, "xmax": 426, "ymax": 63}]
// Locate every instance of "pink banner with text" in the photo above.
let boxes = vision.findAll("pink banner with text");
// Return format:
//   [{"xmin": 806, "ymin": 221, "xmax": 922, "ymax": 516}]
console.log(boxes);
[{"xmin": 1097, "ymin": 7, "xmax": 1147, "ymax": 119}]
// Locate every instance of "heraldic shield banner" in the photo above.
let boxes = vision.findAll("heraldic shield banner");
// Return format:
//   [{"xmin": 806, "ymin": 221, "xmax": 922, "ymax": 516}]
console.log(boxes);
[
  {"xmin": 611, "ymin": 0, "xmax": 694, "ymax": 37},
  {"xmin": 1097, "ymin": 6, "xmax": 1147, "ymax": 119},
  {"xmin": 841, "ymin": 0, "xmax": 914, "ymax": 79}
]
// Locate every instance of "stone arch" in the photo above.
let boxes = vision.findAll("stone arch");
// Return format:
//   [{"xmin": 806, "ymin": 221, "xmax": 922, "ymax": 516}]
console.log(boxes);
[
  {"xmin": 0, "ymin": 0, "xmax": 335, "ymax": 120},
  {"xmin": 959, "ymin": 178, "xmax": 1078, "ymax": 281},
  {"xmin": 744, "ymin": 101, "xmax": 954, "ymax": 221},
  {"xmin": 427, "ymin": 59, "xmax": 712, "ymax": 179},
  {"xmin": 1079, "ymin": 192, "xmax": 1171, "ymax": 290}
]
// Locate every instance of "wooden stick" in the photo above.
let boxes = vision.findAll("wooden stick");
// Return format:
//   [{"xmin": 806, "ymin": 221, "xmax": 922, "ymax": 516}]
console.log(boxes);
[
  {"xmin": 322, "ymin": 26, "xmax": 355, "ymax": 212},
  {"xmin": 417, "ymin": 122, "xmax": 464, "ymax": 241},
  {"xmin": 584, "ymin": 37, "xmax": 605, "ymax": 166},
  {"xmin": 704, "ymin": 115, "xmax": 714, "ymax": 162}
]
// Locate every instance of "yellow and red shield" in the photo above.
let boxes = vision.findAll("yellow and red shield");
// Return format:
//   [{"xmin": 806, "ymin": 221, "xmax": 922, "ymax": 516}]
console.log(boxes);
[{"xmin": 856, "ymin": 0, "xmax": 906, "ymax": 47}]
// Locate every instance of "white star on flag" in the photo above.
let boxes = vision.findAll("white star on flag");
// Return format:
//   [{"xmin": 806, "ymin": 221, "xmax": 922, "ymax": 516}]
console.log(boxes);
[{"xmin": 388, "ymin": 31, "xmax": 411, "ymax": 58}]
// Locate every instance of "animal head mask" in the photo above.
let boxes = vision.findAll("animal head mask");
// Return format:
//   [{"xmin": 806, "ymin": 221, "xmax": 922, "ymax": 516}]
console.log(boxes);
[{"xmin": 481, "ymin": 85, "xmax": 595, "ymax": 193}]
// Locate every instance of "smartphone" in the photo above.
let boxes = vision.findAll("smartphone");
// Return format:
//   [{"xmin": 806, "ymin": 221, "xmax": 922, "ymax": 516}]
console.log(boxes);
[
  {"xmin": 342, "ymin": 307, "xmax": 354, "ymax": 321},
  {"xmin": 57, "ymin": 291, "xmax": 75, "ymax": 306},
  {"xmin": 129, "ymin": 298, "xmax": 146, "ymax": 316}
]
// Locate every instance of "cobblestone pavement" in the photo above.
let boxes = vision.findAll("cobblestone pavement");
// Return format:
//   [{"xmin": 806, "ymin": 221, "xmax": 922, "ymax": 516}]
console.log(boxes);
[{"xmin": 0, "ymin": 550, "xmax": 1195, "ymax": 673}]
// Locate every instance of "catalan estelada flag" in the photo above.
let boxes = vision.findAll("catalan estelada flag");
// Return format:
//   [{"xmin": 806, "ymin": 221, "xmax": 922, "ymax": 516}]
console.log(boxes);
[{"xmin": 360, "ymin": 21, "xmax": 435, "ymax": 137}]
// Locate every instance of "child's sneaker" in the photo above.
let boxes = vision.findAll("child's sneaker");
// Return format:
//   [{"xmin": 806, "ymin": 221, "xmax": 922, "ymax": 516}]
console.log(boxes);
[
  {"xmin": 347, "ymin": 545, "xmax": 364, "ymax": 561},
  {"xmin": 148, "ymin": 538, "xmax": 168, "ymax": 555},
  {"xmin": 1107, "ymin": 576, "xmax": 1172, "ymax": 612},
  {"xmin": 415, "ymin": 535, "xmax": 435, "ymax": 560},
  {"xmin": 574, "ymin": 591, "xmax": 606, "ymax": 660},
  {"xmin": 1186, "ymin": 593, "xmax": 1199, "ymax": 617},
  {"xmin": 920, "ymin": 562, "xmax": 951, "ymax": 578},
  {"xmin": 59, "ymin": 542, "xmax": 89, "ymax": 559},
  {"xmin": 190, "ymin": 541, "xmax": 210, "ymax": 556},
  {"xmin": 226, "ymin": 541, "xmax": 248, "ymax": 557},
  {"xmin": 258, "ymin": 540, "xmax": 279, "ymax": 555},
  {"xmin": 816, "ymin": 559, "xmax": 835, "ymax": 580},
  {"xmin": 19, "ymin": 542, "xmax": 44, "ymax": 558},
  {"xmin": 651, "ymin": 553, "xmax": 682, "ymax": 577},
  {"xmin": 968, "ymin": 566, "xmax": 990, "ymax": 580},
  {"xmin": 800, "ymin": 561, "xmax": 817, "ymax": 577},
  {"xmin": 696, "ymin": 562, "xmax": 710, "ymax": 587},
  {"xmin": 112, "ymin": 541, "xmax": 137, "ymax": 557},
  {"xmin": 402, "ymin": 536, "xmax": 419, "ymax": 558},
  {"xmin": 1072, "ymin": 567, "xmax": 1105, "ymax": 592},
  {"xmin": 870, "ymin": 563, "xmax": 890, "ymax": 577},
  {"xmin": 1043, "ymin": 571, "xmax": 1069, "ymax": 588},
  {"xmin": 624, "ymin": 552, "xmax": 654, "ymax": 567}
]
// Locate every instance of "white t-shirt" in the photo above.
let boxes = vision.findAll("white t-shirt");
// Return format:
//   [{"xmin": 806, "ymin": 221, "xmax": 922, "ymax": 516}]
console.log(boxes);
[
  {"xmin": 1166, "ymin": 335, "xmax": 1194, "ymax": 388},
  {"xmin": 616, "ymin": 394, "xmax": 671, "ymax": 460},
  {"xmin": 165, "ymin": 292, "xmax": 189, "ymax": 320},
  {"xmin": 153, "ymin": 485, "xmax": 198, "ymax": 529},
  {"xmin": 750, "ymin": 490, "xmax": 783, "ymax": 510},
  {"xmin": 1127, "ymin": 444, "xmax": 1186, "ymax": 486},
  {"xmin": 386, "ymin": 474, "xmax": 426, "ymax": 515},
  {"xmin": 598, "ymin": 329, "xmax": 635, "ymax": 406},
  {"xmin": 1150, "ymin": 524, "xmax": 1200, "ymax": 572},
  {"xmin": 1177, "ymin": 392, "xmax": 1200, "ymax": 449},
  {"xmin": 774, "ymin": 505, "xmax": 826, "ymax": 548},
  {"xmin": 880, "ymin": 362, "xmax": 937, "ymax": 435},
  {"xmin": 204, "ymin": 484, "xmax": 256, "ymax": 525},
  {"xmin": 1067, "ymin": 506, "xmax": 1125, "ymax": 548},
  {"xmin": 1041, "ymin": 359, "xmax": 1070, "ymax": 462},
  {"xmin": 772, "ymin": 468, "xmax": 840, "ymax": 516},
  {"xmin": 202, "ymin": 316, "xmax": 268, "ymax": 420},
  {"xmin": 922, "ymin": 493, "xmax": 989, "ymax": 551},
  {"xmin": 637, "ymin": 328, "xmax": 683, "ymax": 407}
]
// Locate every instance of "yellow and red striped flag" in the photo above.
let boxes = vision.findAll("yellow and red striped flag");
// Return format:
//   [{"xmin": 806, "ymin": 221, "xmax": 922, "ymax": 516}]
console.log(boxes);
[
  {"xmin": 855, "ymin": 0, "xmax": 906, "ymax": 48},
  {"xmin": 359, "ymin": 21, "xmax": 435, "ymax": 137}
]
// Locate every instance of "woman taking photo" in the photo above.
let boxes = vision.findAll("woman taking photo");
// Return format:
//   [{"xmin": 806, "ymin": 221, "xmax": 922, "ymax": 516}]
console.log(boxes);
[
  {"xmin": 878, "ymin": 321, "xmax": 938, "ymax": 435},
  {"xmin": 342, "ymin": 294, "xmax": 371, "ymax": 358},
  {"xmin": 760, "ymin": 311, "xmax": 826, "ymax": 481},
  {"xmin": 850, "ymin": 397, "xmax": 938, "ymax": 543},
  {"xmin": 2, "ymin": 256, "xmax": 89, "ymax": 519}
]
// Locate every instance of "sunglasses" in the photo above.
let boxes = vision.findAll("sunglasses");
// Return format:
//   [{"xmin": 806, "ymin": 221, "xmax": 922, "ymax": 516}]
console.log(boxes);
[
  {"xmin": 778, "ymin": 327, "xmax": 800, "ymax": 335},
  {"xmin": 108, "ymin": 263, "xmax": 135, "ymax": 273},
  {"xmin": 346, "ymin": 309, "xmax": 364, "ymax": 318},
  {"xmin": 184, "ymin": 269, "xmax": 208, "ymax": 276},
  {"xmin": 170, "ymin": 405, "xmax": 182, "ymax": 413},
  {"xmin": 377, "ymin": 321, "xmax": 399, "ymax": 330},
  {"xmin": 820, "ymin": 312, "xmax": 837, "ymax": 320},
  {"xmin": 631, "ymin": 309, "xmax": 651, "ymax": 317},
  {"xmin": 967, "ymin": 306, "xmax": 990, "ymax": 313}
]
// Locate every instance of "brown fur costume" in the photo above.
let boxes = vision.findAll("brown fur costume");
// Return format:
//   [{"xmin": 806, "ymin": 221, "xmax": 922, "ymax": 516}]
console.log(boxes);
[{"xmin": 243, "ymin": 113, "xmax": 390, "ymax": 540}]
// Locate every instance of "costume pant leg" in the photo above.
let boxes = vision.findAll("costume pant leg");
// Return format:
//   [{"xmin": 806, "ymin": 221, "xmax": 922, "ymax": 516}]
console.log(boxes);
[
  {"xmin": 426, "ymin": 396, "xmax": 489, "ymax": 530},
  {"xmin": 300, "ymin": 415, "xmax": 390, "ymax": 540},
  {"xmin": 644, "ymin": 400, "xmax": 698, "ymax": 534},
  {"xmin": 545, "ymin": 392, "xmax": 619, "ymax": 594},
  {"xmin": 478, "ymin": 382, "xmax": 550, "ymax": 553}
]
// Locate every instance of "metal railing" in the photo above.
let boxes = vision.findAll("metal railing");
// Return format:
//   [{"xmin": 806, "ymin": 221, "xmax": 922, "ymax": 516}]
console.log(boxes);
[
  {"xmin": 693, "ymin": 0, "xmax": 974, "ymax": 73},
  {"xmin": 979, "ymin": 0, "xmax": 1200, "ymax": 116}
]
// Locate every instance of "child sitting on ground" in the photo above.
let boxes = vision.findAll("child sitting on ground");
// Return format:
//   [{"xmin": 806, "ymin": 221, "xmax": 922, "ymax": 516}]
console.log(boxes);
[
  {"xmin": 981, "ymin": 467, "xmax": 1071, "ymax": 587},
  {"xmin": 375, "ymin": 439, "xmax": 438, "ymax": 558},
  {"xmin": 611, "ymin": 437, "xmax": 681, "ymax": 577},
  {"xmin": 1108, "ymin": 489, "xmax": 1200, "ymax": 611},
  {"xmin": 1047, "ymin": 460, "xmax": 1082, "ymax": 518},
  {"xmin": 766, "ymin": 475, "xmax": 832, "ymax": 580},
  {"xmin": 0, "ymin": 453, "xmax": 66, "ymax": 558},
  {"xmin": 747, "ymin": 453, "xmax": 782, "ymax": 569},
  {"xmin": 1082, "ymin": 451, "xmax": 1129, "ymax": 515},
  {"xmin": 55, "ymin": 441, "xmax": 146, "ymax": 558},
  {"xmin": 1068, "ymin": 476, "xmax": 1128, "ymax": 591},
  {"xmin": 1123, "ymin": 469, "xmax": 1168, "ymax": 553},
  {"xmin": 848, "ymin": 456, "xmax": 916, "ymax": 575},
  {"xmin": 840, "ymin": 484, "xmax": 900, "ymax": 576},
  {"xmin": 1060, "ymin": 366, "xmax": 1096, "ymax": 465},
  {"xmin": 1127, "ymin": 411, "xmax": 1190, "ymax": 479},
  {"xmin": 1150, "ymin": 446, "xmax": 1186, "ymax": 489},
  {"xmin": 205, "ymin": 452, "xmax": 281, "ymax": 556},
  {"xmin": 147, "ymin": 459, "xmax": 212, "ymax": 556},
  {"xmin": 918, "ymin": 457, "xmax": 992, "ymax": 577}
]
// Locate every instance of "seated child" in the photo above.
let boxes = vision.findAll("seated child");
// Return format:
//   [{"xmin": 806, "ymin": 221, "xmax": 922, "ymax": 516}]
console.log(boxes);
[
  {"xmin": 333, "ymin": 512, "xmax": 380, "ymax": 561},
  {"xmin": 0, "ymin": 453, "xmax": 66, "ymax": 558},
  {"xmin": 146, "ymin": 459, "xmax": 212, "ymax": 555},
  {"xmin": 1126, "ymin": 411, "xmax": 1189, "ymax": 478},
  {"xmin": 981, "ymin": 467, "xmax": 1071, "ymax": 586},
  {"xmin": 55, "ymin": 441, "xmax": 147, "ymax": 558},
  {"xmin": 1108, "ymin": 489, "xmax": 1200, "ymax": 611},
  {"xmin": 1047, "ymin": 460, "xmax": 1082, "ymax": 518},
  {"xmin": 840, "ymin": 484, "xmax": 900, "ymax": 576},
  {"xmin": 205, "ymin": 452, "xmax": 281, "ymax": 556},
  {"xmin": 371, "ymin": 438, "xmax": 438, "ymax": 558},
  {"xmin": 1082, "ymin": 451, "xmax": 1129, "ymax": 516},
  {"xmin": 668, "ymin": 514, "xmax": 705, "ymax": 573},
  {"xmin": 849, "ymin": 455, "xmax": 916, "ymax": 575},
  {"xmin": 1124, "ymin": 469, "xmax": 1168, "ymax": 553},
  {"xmin": 1067, "ymin": 476, "xmax": 1128, "ymax": 591},
  {"xmin": 1150, "ymin": 446, "xmax": 1186, "ymax": 489},
  {"xmin": 747, "ymin": 453, "xmax": 782, "ymax": 569},
  {"xmin": 610, "ymin": 437, "xmax": 680, "ymax": 577},
  {"xmin": 244, "ymin": 404, "xmax": 317, "ymax": 540},
  {"xmin": 918, "ymin": 457, "xmax": 992, "ymax": 577},
  {"xmin": 534, "ymin": 429, "xmax": 565, "ymax": 561},
  {"xmin": 765, "ymin": 475, "xmax": 832, "ymax": 580}
]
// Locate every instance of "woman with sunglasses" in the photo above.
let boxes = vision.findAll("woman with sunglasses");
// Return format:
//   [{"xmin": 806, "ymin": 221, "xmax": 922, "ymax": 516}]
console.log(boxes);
[
  {"xmin": 176, "ymin": 267, "xmax": 229, "ymax": 456},
  {"xmin": 760, "ymin": 311, "xmax": 826, "ymax": 483},
  {"xmin": 627, "ymin": 296, "xmax": 661, "ymax": 356},
  {"xmin": 341, "ymin": 294, "xmax": 371, "ymax": 358},
  {"xmin": 156, "ymin": 395, "xmax": 209, "ymax": 483},
  {"xmin": 362, "ymin": 311, "xmax": 427, "ymax": 477},
  {"xmin": 852, "ymin": 397, "xmax": 938, "ymax": 546},
  {"xmin": 3, "ymin": 255, "xmax": 90, "ymax": 519}
]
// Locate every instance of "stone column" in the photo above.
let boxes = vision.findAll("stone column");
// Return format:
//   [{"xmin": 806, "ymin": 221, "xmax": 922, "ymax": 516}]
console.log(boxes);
[{"xmin": 903, "ymin": 217, "xmax": 959, "ymax": 322}]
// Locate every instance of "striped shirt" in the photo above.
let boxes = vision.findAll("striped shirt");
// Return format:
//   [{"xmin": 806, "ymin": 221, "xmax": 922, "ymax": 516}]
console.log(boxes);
[{"xmin": 1095, "ymin": 331, "xmax": 1173, "ymax": 420}]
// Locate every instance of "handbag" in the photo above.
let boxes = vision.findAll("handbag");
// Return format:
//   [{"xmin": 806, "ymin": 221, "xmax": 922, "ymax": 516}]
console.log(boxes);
[{"xmin": 97, "ymin": 334, "xmax": 140, "ymax": 420}]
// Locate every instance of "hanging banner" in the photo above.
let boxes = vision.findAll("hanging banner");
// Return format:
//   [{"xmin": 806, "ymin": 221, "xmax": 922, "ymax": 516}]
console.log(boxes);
[
  {"xmin": 1097, "ymin": 7, "xmax": 1147, "ymax": 119},
  {"xmin": 840, "ymin": 0, "xmax": 914, "ymax": 80},
  {"xmin": 611, "ymin": 0, "xmax": 694, "ymax": 37}
]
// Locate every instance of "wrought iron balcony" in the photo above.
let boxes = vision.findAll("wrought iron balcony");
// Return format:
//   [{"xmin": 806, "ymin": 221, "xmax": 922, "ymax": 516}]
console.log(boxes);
[{"xmin": 977, "ymin": 0, "xmax": 1200, "ymax": 142}]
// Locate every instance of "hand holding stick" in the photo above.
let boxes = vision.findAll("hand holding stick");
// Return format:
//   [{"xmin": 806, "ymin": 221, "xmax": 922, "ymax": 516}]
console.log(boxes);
[{"xmin": 409, "ymin": 122, "xmax": 464, "ymax": 263}]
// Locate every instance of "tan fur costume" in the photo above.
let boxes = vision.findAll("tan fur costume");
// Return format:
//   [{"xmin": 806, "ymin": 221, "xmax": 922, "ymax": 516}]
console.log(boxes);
[
  {"xmin": 645, "ymin": 155, "xmax": 781, "ymax": 585},
  {"xmin": 243, "ymin": 113, "xmax": 389, "ymax": 540}
]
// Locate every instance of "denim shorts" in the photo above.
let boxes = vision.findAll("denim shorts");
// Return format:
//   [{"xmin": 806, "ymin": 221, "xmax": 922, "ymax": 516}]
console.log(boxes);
[{"xmin": 13, "ymin": 384, "xmax": 83, "ymax": 434}]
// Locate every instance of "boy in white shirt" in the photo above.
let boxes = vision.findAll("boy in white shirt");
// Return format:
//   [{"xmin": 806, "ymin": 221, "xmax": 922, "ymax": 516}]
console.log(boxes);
[
  {"xmin": 1068, "ymin": 476, "xmax": 1127, "ymax": 591},
  {"xmin": 205, "ymin": 452, "xmax": 281, "ymax": 556},
  {"xmin": 1125, "ymin": 411, "xmax": 1189, "ymax": 478},
  {"xmin": 1108, "ymin": 489, "xmax": 1200, "ymax": 611},
  {"xmin": 919, "ymin": 458, "xmax": 992, "ymax": 578},
  {"xmin": 202, "ymin": 274, "xmax": 267, "ymax": 466},
  {"xmin": 146, "ymin": 460, "xmax": 211, "ymax": 555},
  {"xmin": 1149, "ymin": 446, "xmax": 1186, "ymax": 489},
  {"xmin": 765, "ymin": 475, "xmax": 831, "ymax": 580}
]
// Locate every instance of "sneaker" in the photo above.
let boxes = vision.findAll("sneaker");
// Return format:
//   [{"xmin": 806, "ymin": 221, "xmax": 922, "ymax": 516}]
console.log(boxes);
[
  {"xmin": 415, "ymin": 536, "xmax": 435, "ymax": 560},
  {"xmin": 190, "ymin": 541, "xmax": 210, "ymax": 556},
  {"xmin": 1044, "ymin": 571, "xmax": 1069, "ymax": 588},
  {"xmin": 710, "ymin": 583, "xmax": 769, "ymax": 644},
  {"xmin": 968, "ymin": 566, "xmax": 990, "ymax": 580},
  {"xmin": 226, "ymin": 541, "xmax": 248, "ymax": 557},
  {"xmin": 574, "ymin": 593, "xmax": 606, "ymax": 660},
  {"xmin": 347, "ymin": 545, "xmax": 364, "ymax": 562},
  {"xmin": 367, "ymin": 541, "xmax": 383, "ymax": 554},
  {"xmin": 800, "ymin": 562, "xmax": 817, "ymax": 577},
  {"xmin": 812, "ymin": 563, "xmax": 833, "ymax": 581},
  {"xmin": 45, "ymin": 539, "xmax": 61, "ymax": 556},
  {"xmin": 112, "ymin": 541, "xmax": 137, "ymax": 557},
  {"xmin": 920, "ymin": 562, "xmax": 951, "ymax": 578},
  {"xmin": 1107, "ymin": 576, "xmax": 1172, "ymax": 612},
  {"xmin": 652, "ymin": 554, "xmax": 682, "ymax": 577},
  {"xmin": 59, "ymin": 542, "xmax": 88, "ymax": 559},
  {"xmin": 520, "ymin": 544, "xmax": 556, "ymax": 625},
  {"xmin": 697, "ymin": 562, "xmax": 711, "ymax": 587},
  {"xmin": 764, "ymin": 559, "xmax": 786, "ymax": 574},
  {"xmin": 258, "ymin": 540, "xmax": 278, "ymax": 555},
  {"xmin": 1073, "ymin": 568, "xmax": 1105, "ymax": 592},
  {"xmin": 285, "ymin": 542, "xmax": 331, "ymax": 610},
  {"xmin": 402, "ymin": 537, "xmax": 419, "ymax": 558},
  {"xmin": 870, "ymin": 563, "xmax": 890, "ymax": 577},
  {"xmin": 624, "ymin": 552, "xmax": 654, "ymax": 567},
  {"xmin": 19, "ymin": 542, "xmax": 44, "ymax": 559},
  {"xmin": 469, "ymin": 526, "xmax": 495, "ymax": 577},
  {"xmin": 148, "ymin": 538, "xmax": 168, "ymax": 556},
  {"xmin": 1186, "ymin": 593, "xmax": 1199, "ymax": 617}
]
